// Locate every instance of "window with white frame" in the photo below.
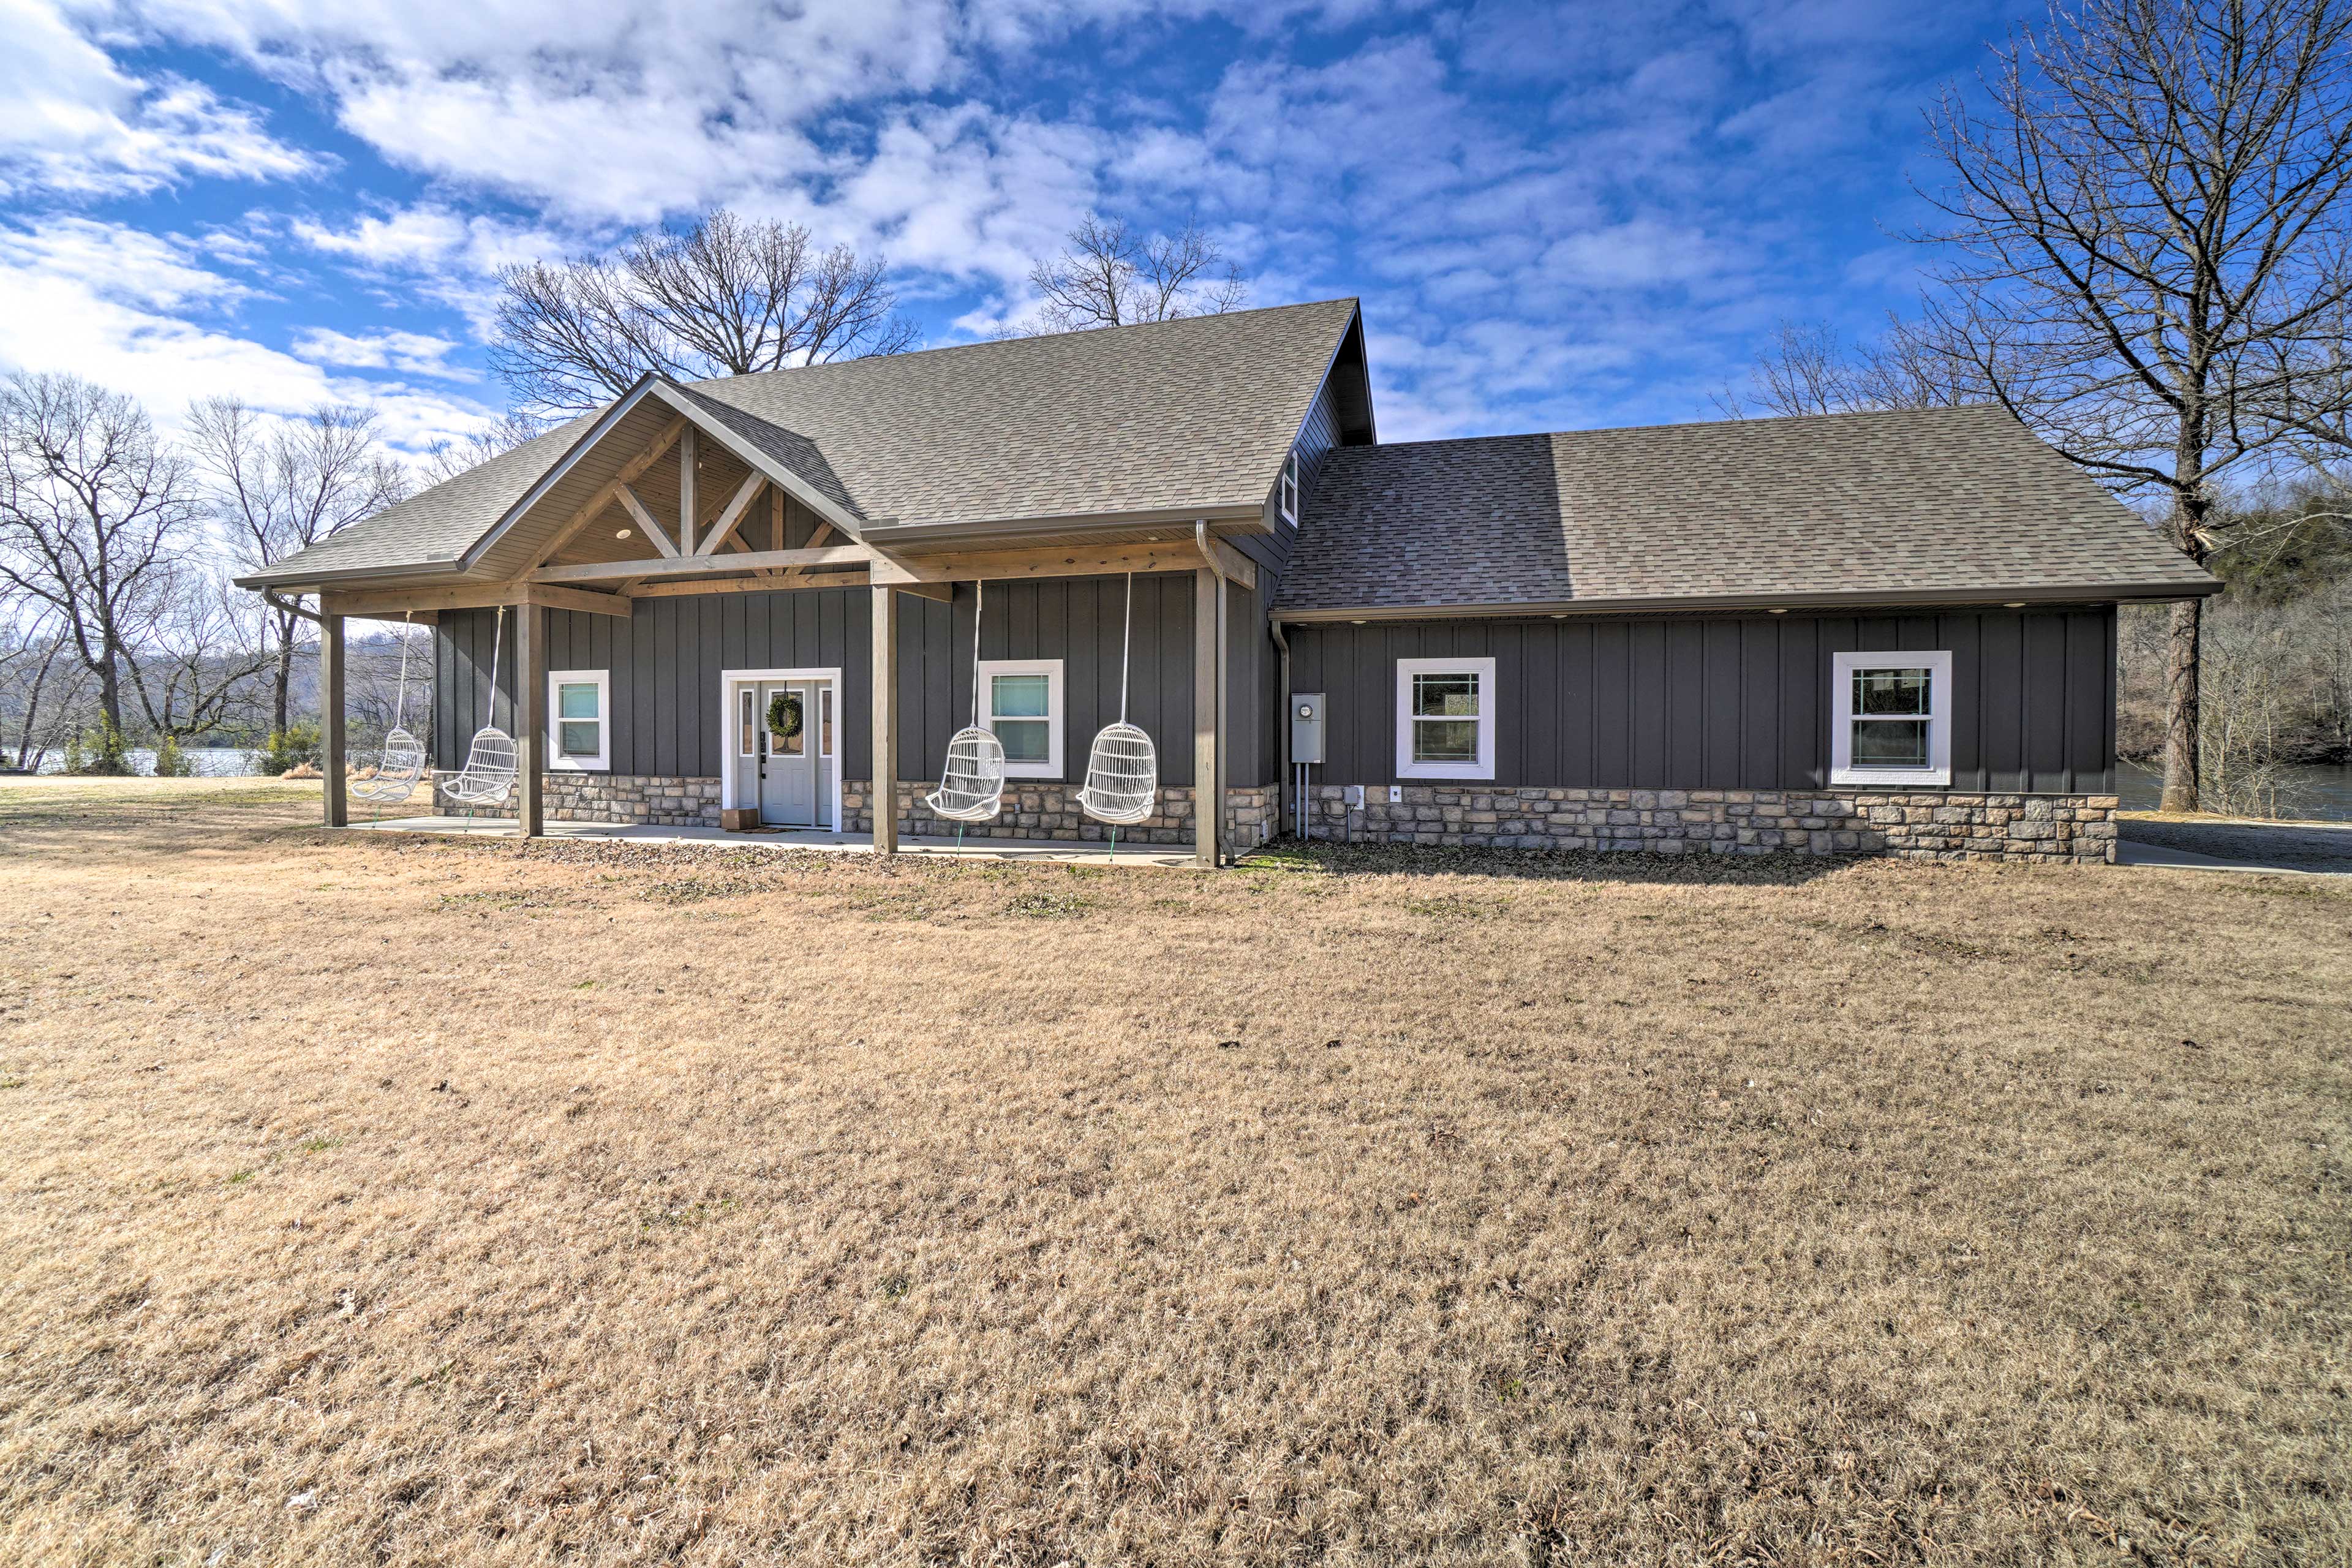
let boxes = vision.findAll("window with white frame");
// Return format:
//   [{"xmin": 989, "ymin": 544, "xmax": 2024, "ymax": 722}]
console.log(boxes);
[
  {"xmin": 1278, "ymin": 450, "xmax": 1300, "ymax": 526},
  {"xmin": 1395, "ymin": 656, "xmax": 1496, "ymax": 780},
  {"xmin": 977, "ymin": 658, "xmax": 1063, "ymax": 778},
  {"xmin": 548, "ymin": 669, "xmax": 610, "ymax": 771},
  {"xmin": 1830, "ymin": 650, "xmax": 1953, "ymax": 786}
]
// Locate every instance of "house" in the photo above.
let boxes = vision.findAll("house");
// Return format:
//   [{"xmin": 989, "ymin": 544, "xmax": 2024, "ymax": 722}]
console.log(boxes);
[{"xmin": 235, "ymin": 298, "xmax": 2217, "ymax": 866}]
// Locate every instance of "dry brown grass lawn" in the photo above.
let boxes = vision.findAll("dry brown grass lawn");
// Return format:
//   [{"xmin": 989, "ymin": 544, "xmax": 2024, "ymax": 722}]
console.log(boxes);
[{"xmin": 2, "ymin": 779, "xmax": 2346, "ymax": 1567}]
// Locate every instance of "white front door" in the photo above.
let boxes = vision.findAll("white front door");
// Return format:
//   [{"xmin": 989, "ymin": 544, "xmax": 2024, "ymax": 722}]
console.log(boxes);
[{"xmin": 755, "ymin": 679, "xmax": 831, "ymax": 827}]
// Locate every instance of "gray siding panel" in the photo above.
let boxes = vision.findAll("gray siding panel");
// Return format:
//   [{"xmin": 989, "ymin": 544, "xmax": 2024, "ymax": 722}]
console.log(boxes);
[
  {"xmin": 436, "ymin": 575, "xmax": 1216, "ymax": 790},
  {"xmin": 1282, "ymin": 606, "xmax": 2119, "ymax": 794},
  {"xmin": 431, "ymin": 595, "xmax": 2116, "ymax": 804}
]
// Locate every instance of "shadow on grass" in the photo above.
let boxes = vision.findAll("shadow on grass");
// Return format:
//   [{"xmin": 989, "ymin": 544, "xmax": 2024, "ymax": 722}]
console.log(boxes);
[{"xmin": 1237, "ymin": 835, "xmax": 1855, "ymax": 887}]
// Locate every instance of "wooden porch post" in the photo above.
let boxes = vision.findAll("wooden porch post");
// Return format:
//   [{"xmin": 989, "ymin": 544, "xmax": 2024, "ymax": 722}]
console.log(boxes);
[
  {"xmin": 1194, "ymin": 567, "xmax": 1221, "ymax": 868},
  {"xmin": 320, "ymin": 612, "xmax": 347, "ymax": 828},
  {"xmin": 870, "ymin": 582, "xmax": 899, "ymax": 853},
  {"xmin": 516, "ymin": 601, "xmax": 545, "ymax": 837}
]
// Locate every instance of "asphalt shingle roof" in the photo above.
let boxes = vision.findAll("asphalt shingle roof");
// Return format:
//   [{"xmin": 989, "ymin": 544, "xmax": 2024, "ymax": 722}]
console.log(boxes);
[
  {"xmin": 247, "ymin": 298, "xmax": 1359, "ymax": 585},
  {"xmin": 240, "ymin": 417, "xmax": 595, "ymax": 584},
  {"xmin": 1275, "ymin": 405, "xmax": 2216, "ymax": 613},
  {"xmin": 685, "ymin": 297, "xmax": 1357, "ymax": 528}
]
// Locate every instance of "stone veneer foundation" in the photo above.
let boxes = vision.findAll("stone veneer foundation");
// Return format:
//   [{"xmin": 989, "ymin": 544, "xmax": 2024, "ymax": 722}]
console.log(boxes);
[
  {"xmin": 1306, "ymin": 785, "xmax": 2119, "ymax": 864},
  {"xmin": 848, "ymin": 781, "xmax": 1276, "ymax": 848},
  {"xmin": 431, "ymin": 772, "xmax": 721, "ymax": 826},
  {"xmin": 429, "ymin": 772, "xmax": 1278, "ymax": 848}
]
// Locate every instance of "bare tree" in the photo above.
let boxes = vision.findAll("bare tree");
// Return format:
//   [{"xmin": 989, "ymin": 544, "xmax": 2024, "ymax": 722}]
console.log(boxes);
[
  {"xmin": 0, "ymin": 372, "xmax": 201, "ymax": 734},
  {"xmin": 118, "ymin": 563, "xmax": 275, "ymax": 741},
  {"xmin": 186, "ymin": 398, "xmax": 409, "ymax": 737},
  {"xmin": 489, "ymin": 210, "xmax": 919, "ymax": 415},
  {"xmin": 1902, "ymin": 0, "xmax": 2352, "ymax": 810},
  {"xmin": 345, "ymin": 623, "xmax": 434, "ymax": 751},
  {"xmin": 1020, "ymin": 214, "xmax": 1249, "ymax": 334},
  {"xmin": 1714, "ymin": 319, "xmax": 1967, "ymax": 418},
  {"xmin": 0, "ymin": 606, "xmax": 70, "ymax": 769},
  {"xmin": 417, "ymin": 412, "xmax": 547, "ymax": 486}
]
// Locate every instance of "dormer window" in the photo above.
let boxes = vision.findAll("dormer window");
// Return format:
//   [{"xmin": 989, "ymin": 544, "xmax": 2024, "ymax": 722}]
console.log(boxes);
[{"xmin": 1278, "ymin": 450, "xmax": 1300, "ymax": 526}]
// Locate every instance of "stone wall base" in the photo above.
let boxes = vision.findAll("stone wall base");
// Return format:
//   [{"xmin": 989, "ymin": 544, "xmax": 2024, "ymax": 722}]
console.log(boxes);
[
  {"xmin": 430, "ymin": 772, "xmax": 1278, "ymax": 848},
  {"xmin": 430, "ymin": 772, "xmax": 721, "ymax": 826},
  {"xmin": 1306, "ymin": 785, "xmax": 2119, "ymax": 864},
  {"xmin": 848, "ymin": 781, "xmax": 1276, "ymax": 848}
]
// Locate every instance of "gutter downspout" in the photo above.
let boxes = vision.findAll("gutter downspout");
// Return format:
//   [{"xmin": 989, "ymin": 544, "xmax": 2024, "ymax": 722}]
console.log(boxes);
[
  {"xmin": 1269, "ymin": 616, "xmax": 1292, "ymax": 841},
  {"xmin": 1196, "ymin": 521, "xmax": 1226, "ymax": 865}
]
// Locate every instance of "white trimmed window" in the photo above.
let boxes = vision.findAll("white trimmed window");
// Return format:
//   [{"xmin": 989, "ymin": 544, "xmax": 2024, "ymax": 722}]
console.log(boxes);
[
  {"xmin": 978, "ymin": 658, "xmax": 1063, "ymax": 778},
  {"xmin": 548, "ymin": 669, "xmax": 610, "ymax": 771},
  {"xmin": 1395, "ymin": 656, "xmax": 1496, "ymax": 780},
  {"xmin": 1831, "ymin": 650, "xmax": 1953, "ymax": 786},
  {"xmin": 1278, "ymin": 450, "xmax": 1300, "ymax": 526}
]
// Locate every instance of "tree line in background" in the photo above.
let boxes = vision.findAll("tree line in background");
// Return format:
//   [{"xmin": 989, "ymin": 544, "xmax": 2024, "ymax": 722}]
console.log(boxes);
[
  {"xmin": 0, "ymin": 374, "xmax": 432, "ymax": 775},
  {"xmin": 1722, "ymin": 0, "xmax": 2352, "ymax": 815}
]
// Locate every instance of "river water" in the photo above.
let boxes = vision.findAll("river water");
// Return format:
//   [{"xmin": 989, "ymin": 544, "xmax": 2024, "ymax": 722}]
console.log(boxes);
[
  {"xmin": 22, "ymin": 747, "xmax": 274, "ymax": 777},
  {"xmin": 2117, "ymin": 761, "xmax": 2352, "ymax": 821}
]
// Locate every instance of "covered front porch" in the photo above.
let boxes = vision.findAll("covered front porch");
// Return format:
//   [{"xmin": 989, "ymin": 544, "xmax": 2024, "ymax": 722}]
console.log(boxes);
[{"xmin": 296, "ymin": 372, "xmax": 1268, "ymax": 869}]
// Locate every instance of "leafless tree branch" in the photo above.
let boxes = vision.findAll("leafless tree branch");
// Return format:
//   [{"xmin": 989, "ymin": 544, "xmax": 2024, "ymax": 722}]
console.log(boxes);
[
  {"xmin": 488, "ymin": 211, "xmax": 919, "ymax": 416},
  {"xmin": 1896, "ymin": 0, "xmax": 2352, "ymax": 809},
  {"xmin": 186, "ymin": 398, "xmax": 408, "ymax": 736},
  {"xmin": 1019, "ymin": 214, "xmax": 1250, "ymax": 335}
]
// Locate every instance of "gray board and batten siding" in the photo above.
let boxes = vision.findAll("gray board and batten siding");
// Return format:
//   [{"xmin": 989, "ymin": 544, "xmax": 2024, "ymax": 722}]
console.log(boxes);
[
  {"xmin": 1216, "ymin": 354, "xmax": 1368, "ymax": 788},
  {"xmin": 1282, "ymin": 606, "xmax": 2119, "ymax": 796},
  {"xmin": 432, "ymin": 574, "xmax": 1270, "ymax": 789}
]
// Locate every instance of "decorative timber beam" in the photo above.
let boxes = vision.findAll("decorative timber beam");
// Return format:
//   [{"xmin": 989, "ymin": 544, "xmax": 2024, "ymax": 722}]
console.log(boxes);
[
  {"xmin": 628, "ymin": 571, "xmax": 952, "ymax": 602},
  {"xmin": 524, "ymin": 413, "xmax": 687, "ymax": 573},
  {"xmin": 694, "ymin": 472, "xmax": 767, "ymax": 556},
  {"xmin": 322, "ymin": 582, "xmax": 633, "ymax": 620},
  {"xmin": 866, "ymin": 537, "xmax": 1256, "ymax": 591},
  {"xmin": 530, "ymin": 545, "xmax": 872, "ymax": 584},
  {"xmin": 615, "ymin": 486, "xmax": 680, "ymax": 557}
]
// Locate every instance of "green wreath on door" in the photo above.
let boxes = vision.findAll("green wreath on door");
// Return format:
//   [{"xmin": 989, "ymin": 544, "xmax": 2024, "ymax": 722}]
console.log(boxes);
[{"xmin": 766, "ymin": 691, "xmax": 803, "ymax": 742}]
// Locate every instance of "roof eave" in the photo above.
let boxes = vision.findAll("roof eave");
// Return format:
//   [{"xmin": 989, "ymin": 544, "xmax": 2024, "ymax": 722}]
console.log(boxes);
[
  {"xmin": 861, "ymin": 501, "xmax": 1264, "ymax": 551},
  {"xmin": 1271, "ymin": 579, "xmax": 2225, "ymax": 622},
  {"xmin": 232, "ymin": 556, "xmax": 475, "ymax": 593}
]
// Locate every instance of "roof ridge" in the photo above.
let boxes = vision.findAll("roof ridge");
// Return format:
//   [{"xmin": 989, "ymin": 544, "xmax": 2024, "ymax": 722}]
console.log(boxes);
[
  {"xmin": 688, "ymin": 296, "xmax": 1362, "ymax": 390},
  {"xmin": 1332, "ymin": 402, "xmax": 2010, "ymax": 454}
]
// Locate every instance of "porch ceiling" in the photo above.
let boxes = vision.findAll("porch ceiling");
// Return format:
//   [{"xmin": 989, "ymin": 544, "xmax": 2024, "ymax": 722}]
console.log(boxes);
[{"xmin": 467, "ymin": 394, "xmax": 686, "ymax": 581}]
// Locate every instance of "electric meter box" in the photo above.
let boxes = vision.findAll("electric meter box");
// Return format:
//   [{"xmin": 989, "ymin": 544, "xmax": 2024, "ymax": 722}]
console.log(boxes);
[{"xmin": 1291, "ymin": 692, "xmax": 1327, "ymax": 765}]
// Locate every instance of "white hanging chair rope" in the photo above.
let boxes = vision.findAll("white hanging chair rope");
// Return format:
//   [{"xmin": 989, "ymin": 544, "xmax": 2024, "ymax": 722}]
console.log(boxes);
[
  {"xmin": 1076, "ymin": 573, "xmax": 1160, "ymax": 851},
  {"xmin": 925, "ymin": 578, "xmax": 1006, "ymax": 828},
  {"xmin": 352, "ymin": 609, "xmax": 428, "ymax": 805},
  {"xmin": 442, "ymin": 604, "xmax": 518, "ymax": 810}
]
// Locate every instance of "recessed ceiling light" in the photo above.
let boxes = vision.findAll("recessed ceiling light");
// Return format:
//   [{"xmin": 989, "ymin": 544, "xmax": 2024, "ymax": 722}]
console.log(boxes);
[
  {"xmin": 1351, "ymin": 619, "xmax": 1367, "ymax": 625},
  {"xmin": 1769, "ymin": 608, "xmax": 1787, "ymax": 615},
  {"xmin": 616, "ymin": 527, "xmax": 633, "ymax": 540},
  {"xmin": 2003, "ymin": 601, "xmax": 2025, "ymax": 608}
]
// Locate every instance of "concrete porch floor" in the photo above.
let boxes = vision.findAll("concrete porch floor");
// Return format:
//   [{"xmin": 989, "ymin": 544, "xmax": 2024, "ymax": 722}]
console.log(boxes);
[{"xmin": 344, "ymin": 815, "xmax": 1201, "ymax": 868}]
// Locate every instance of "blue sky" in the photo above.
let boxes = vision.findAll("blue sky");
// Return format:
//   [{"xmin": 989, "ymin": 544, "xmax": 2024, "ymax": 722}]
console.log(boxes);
[{"xmin": 1, "ymin": 0, "xmax": 2038, "ymax": 456}]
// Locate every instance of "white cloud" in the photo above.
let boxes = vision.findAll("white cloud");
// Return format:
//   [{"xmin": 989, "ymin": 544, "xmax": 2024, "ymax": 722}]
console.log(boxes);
[
  {"xmin": 0, "ymin": 0, "xmax": 315, "ymax": 198},
  {"xmin": 12, "ymin": 0, "xmax": 2001, "ymax": 447},
  {"xmin": 0, "ymin": 217, "xmax": 504, "ymax": 451},
  {"xmin": 1539, "ymin": 217, "xmax": 1730, "ymax": 290},
  {"xmin": 292, "ymin": 326, "xmax": 470, "ymax": 377},
  {"xmin": 107, "ymin": 0, "xmax": 976, "ymax": 222}
]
